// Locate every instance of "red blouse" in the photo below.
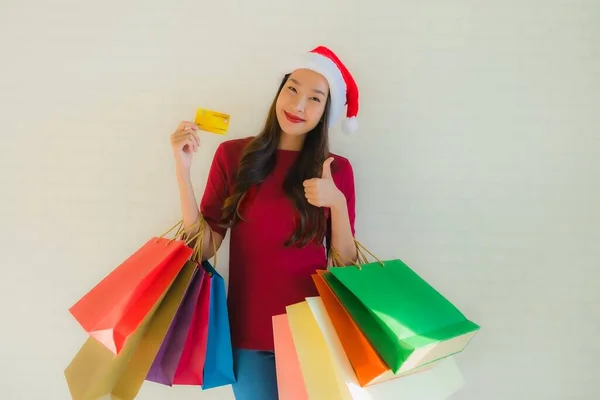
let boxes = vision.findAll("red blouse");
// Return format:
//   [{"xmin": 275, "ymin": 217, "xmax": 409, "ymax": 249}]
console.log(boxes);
[{"xmin": 200, "ymin": 137, "xmax": 356, "ymax": 350}]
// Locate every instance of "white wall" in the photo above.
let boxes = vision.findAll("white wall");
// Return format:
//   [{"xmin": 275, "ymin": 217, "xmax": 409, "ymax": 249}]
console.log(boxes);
[{"xmin": 1, "ymin": 0, "xmax": 599, "ymax": 399}]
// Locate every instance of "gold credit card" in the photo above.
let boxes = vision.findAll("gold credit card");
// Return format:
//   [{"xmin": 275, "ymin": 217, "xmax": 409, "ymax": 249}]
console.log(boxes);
[{"xmin": 194, "ymin": 108, "xmax": 230, "ymax": 135}]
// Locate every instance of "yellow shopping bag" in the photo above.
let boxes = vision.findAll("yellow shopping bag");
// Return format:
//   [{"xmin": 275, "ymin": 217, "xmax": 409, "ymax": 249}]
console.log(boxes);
[{"xmin": 286, "ymin": 300, "xmax": 352, "ymax": 399}]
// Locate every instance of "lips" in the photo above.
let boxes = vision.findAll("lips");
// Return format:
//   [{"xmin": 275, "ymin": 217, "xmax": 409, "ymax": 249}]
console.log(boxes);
[{"xmin": 284, "ymin": 111, "xmax": 305, "ymax": 123}]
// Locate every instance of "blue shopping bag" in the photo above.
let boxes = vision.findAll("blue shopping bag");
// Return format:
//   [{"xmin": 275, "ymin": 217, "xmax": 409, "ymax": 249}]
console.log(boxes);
[{"xmin": 201, "ymin": 261, "xmax": 236, "ymax": 389}]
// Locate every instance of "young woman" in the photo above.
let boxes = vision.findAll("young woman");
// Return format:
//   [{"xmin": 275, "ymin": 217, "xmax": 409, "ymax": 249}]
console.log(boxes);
[{"xmin": 170, "ymin": 46, "xmax": 360, "ymax": 400}]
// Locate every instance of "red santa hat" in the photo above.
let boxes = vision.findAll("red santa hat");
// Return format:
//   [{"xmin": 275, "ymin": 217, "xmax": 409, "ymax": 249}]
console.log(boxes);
[{"xmin": 284, "ymin": 46, "xmax": 359, "ymax": 134}]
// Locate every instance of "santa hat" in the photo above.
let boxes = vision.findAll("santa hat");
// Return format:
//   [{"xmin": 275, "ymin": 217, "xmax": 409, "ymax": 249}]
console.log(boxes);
[{"xmin": 284, "ymin": 46, "xmax": 359, "ymax": 134}]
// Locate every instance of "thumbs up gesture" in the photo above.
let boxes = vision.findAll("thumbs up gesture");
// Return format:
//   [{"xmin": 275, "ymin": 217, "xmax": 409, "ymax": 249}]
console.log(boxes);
[{"xmin": 303, "ymin": 157, "xmax": 344, "ymax": 208}]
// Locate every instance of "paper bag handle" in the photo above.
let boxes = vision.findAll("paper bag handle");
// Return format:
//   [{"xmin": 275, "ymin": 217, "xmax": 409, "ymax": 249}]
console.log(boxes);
[{"xmin": 329, "ymin": 239, "xmax": 384, "ymax": 270}]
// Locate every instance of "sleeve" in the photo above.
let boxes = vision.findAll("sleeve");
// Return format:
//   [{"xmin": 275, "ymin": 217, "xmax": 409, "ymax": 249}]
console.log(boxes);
[
  {"xmin": 199, "ymin": 143, "xmax": 229, "ymax": 237},
  {"xmin": 337, "ymin": 159, "xmax": 356, "ymax": 237}
]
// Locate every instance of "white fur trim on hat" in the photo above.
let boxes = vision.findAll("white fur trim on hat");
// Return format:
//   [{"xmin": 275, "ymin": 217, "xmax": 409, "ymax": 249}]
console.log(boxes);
[{"xmin": 342, "ymin": 116, "xmax": 358, "ymax": 134}]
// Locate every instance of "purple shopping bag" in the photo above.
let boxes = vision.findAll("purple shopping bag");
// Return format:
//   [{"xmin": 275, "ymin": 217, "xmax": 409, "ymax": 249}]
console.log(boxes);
[{"xmin": 146, "ymin": 265, "xmax": 207, "ymax": 386}]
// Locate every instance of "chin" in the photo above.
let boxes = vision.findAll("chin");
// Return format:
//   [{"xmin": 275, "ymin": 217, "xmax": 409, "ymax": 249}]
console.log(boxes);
[{"xmin": 283, "ymin": 126, "xmax": 310, "ymax": 136}]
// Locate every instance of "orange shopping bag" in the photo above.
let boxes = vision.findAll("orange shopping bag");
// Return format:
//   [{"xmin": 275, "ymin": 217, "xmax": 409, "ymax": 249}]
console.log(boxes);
[
  {"xmin": 312, "ymin": 270, "xmax": 389, "ymax": 386},
  {"xmin": 68, "ymin": 220, "xmax": 200, "ymax": 354}
]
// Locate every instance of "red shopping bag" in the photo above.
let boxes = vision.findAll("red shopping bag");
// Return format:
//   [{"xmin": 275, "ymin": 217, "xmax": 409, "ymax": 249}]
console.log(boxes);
[
  {"xmin": 172, "ymin": 264, "xmax": 212, "ymax": 385},
  {"xmin": 68, "ymin": 221, "xmax": 197, "ymax": 354}
]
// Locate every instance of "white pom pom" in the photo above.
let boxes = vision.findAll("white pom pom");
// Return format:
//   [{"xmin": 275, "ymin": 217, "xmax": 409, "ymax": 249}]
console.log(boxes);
[{"xmin": 341, "ymin": 116, "xmax": 358, "ymax": 134}]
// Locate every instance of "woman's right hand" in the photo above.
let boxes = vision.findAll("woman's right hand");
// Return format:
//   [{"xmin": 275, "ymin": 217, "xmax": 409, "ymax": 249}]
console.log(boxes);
[{"xmin": 171, "ymin": 121, "xmax": 201, "ymax": 174}]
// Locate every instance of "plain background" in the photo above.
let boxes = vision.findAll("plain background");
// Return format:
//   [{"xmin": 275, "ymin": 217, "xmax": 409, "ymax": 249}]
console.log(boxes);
[{"xmin": 1, "ymin": 0, "xmax": 599, "ymax": 399}]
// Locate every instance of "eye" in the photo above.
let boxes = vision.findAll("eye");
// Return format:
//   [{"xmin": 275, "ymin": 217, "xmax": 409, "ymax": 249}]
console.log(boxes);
[
  {"xmin": 310, "ymin": 97, "xmax": 321, "ymax": 103},
  {"xmin": 287, "ymin": 86, "xmax": 298, "ymax": 93}
]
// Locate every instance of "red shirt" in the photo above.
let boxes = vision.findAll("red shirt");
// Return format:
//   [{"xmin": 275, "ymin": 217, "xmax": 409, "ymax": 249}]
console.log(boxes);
[{"xmin": 200, "ymin": 137, "xmax": 356, "ymax": 351}]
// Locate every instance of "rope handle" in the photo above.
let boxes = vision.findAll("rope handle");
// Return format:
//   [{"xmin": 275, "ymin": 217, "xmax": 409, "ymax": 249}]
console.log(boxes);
[
  {"xmin": 153, "ymin": 217, "xmax": 218, "ymax": 272},
  {"xmin": 328, "ymin": 238, "xmax": 384, "ymax": 270},
  {"xmin": 189, "ymin": 215, "xmax": 218, "ymax": 273},
  {"xmin": 153, "ymin": 217, "xmax": 204, "ymax": 245}
]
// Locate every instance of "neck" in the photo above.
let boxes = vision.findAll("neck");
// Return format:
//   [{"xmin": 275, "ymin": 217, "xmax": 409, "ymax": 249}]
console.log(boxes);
[{"xmin": 278, "ymin": 131, "xmax": 305, "ymax": 151}]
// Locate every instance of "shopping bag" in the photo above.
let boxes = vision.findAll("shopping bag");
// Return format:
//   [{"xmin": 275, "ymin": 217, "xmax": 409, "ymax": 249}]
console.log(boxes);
[
  {"xmin": 313, "ymin": 270, "xmax": 435, "ymax": 387},
  {"xmin": 146, "ymin": 263, "xmax": 205, "ymax": 386},
  {"xmin": 286, "ymin": 300, "xmax": 352, "ymax": 399},
  {"xmin": 111, "ymin": 262, "xmax": 198, "ymax": 399},
  {"xmin": 272, "ymin": 314, "xmax": 309, "ymax": 400},
  {"xmin": 201, "ymin": 260, "xmax": 236, "ymax": 389},
  {"xmin": 68, "ymin": 221, "xmax": 198, "ymax": 354},
  {"xmin": 172, "ymin": 262, "xmax": 212, "ymax": 385},
  {"xmin": 304, "ymin": 296, "xmax": 466, "ymax": 400},
  {"xmin": 64, "ymin": 259, "xmax": 197, "ymax": 400},
  {"xmin": 326, "ymin": 241, "xmax": 480, "ymax": 374}
]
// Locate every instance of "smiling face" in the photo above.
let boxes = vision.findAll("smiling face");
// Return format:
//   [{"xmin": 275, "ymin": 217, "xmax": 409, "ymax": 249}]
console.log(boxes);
[{"xmin": 275, "ymin": 69, "xmax": 330, "ymax": 136}]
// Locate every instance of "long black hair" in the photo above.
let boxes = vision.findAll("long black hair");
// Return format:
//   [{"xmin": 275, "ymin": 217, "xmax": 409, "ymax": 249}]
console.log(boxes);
[{"xmin": 220, "ymin": 74, "xmax": 332, "ymax": 247}]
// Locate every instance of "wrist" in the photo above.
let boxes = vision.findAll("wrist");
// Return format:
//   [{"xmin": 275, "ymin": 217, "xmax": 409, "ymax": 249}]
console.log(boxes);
[
  {"xmin": 330, "ymin": 191, "xmax": 347, "ymax": 211},
  {"xmin": 176, "ymin": 167, "xmax": 192, "ymax": 184}
]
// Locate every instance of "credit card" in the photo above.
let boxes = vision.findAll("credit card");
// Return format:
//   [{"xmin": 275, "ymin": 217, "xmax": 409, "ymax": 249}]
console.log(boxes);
[{"xmin": 194, "ymin": 108, "xmax": 230, "ymax": 135}]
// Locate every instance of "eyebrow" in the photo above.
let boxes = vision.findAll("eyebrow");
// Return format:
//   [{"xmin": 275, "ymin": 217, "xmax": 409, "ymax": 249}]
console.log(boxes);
[{"xmin": 289, "ymin": 78, "xmax": 327, "ymax": 97}]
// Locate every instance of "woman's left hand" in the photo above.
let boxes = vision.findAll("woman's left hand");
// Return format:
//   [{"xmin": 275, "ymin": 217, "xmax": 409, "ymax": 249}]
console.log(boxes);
[{"xmin": 303, "ymin": 157, "xmax": 345, "ymax": 208}]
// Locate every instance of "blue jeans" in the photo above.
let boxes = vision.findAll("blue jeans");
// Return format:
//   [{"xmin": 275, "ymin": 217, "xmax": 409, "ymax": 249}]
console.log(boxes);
[{"xmin": 231, "ymin": 348, "xmax": 279, "ymax": 400}]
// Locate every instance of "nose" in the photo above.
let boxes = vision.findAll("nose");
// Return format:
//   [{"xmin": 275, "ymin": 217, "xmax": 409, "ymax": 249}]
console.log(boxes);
[{"xmin": 292, "ymin": 95, "xmax": 307, "ymax": 113}]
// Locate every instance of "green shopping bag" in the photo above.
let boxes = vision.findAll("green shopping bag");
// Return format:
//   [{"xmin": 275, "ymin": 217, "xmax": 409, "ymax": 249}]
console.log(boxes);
[{"xmin": 325, "ymin": 241, "xmax": 480, "ymax": 375}]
